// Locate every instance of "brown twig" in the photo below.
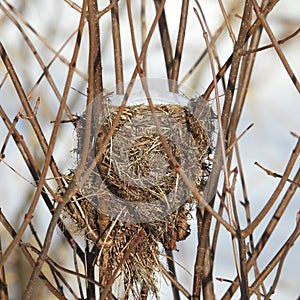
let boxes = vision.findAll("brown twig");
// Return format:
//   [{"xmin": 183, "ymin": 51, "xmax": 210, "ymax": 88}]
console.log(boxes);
[
  {"xmin": 242, "ymin": 137, "xmax": 300, "ymax": 237},
  {"xmin": 203, "ymin": 0, "xmax": 280, "ymax": 100},
  {"xmin": 255, "ymin": 161, "xmax": 300, "ymax": 187},
  {"xmin": 226, "ymin": 123, "xmax": 254, "ymax": 154},
  {"xmin": 0, "ymin": 237, "xmax": 8, "ymax": 300},
  {"xmin": 0, "ymin": 44, "xmax": 61, "ymax": 269},
  {"xmin": 0, "ymin": 43, "xmax": 62, "ymax": 181},
  {"xmin": 154, "ymin": 0, "xmax": 173, "ymax": 79},
  {"xmin": 71, "ymin": 241, "xmax": 85, "ymax": 299},
  {"xmin": 194, "ymin": 7, "xmax": 242, "ymax": 294},
  {"xmin": 0, "ymin": 210, "xmax": 69, "ymax": 300},
  {"xmin": 192, "ymin": 207, "xmax": 203, "ymax": 299},
  {"xmin": 64, "ymin": 0, "xmax": 82, "ymax": 13},
  {"xmin": 88, "ymin": 0, "xmax": 104, "ymax": 148},
  {"xmin": 224, "ymin": 11, "xmax": 269, "ymax": 294},
  {"xmin": 222, "ymin": 0, "xmax": 253, "ymax": 133},
  {"xmin": 159, "ymin": 261, "xmax": 191, "ymax": 299},
  {"xmin": 0, "ymin": 3, "xmax": 73, "ymax": 119},
  {"xmin": 0, "ymin": 105, "xmax": 84, "ymax": 261},
  {"xmin": 100, "ymin": 230, "xmax": 145, "ymax": 300},
  {"xmin": 165, "ymin": 248, "xmax": 181, "ymax": 300},
  {"xmin": 141, "ymin": 0, "xmax": 147, "ymax": 76},
  {"xmin": 264, "ymin": 215, "xmax": 299, "ymax": 299},
  {"xmin": 170, "ymin": 0, "xmax": 189, "ymax": 89},
  {"xmin": 18, "ymin": 97, "xmax": 40, "ymax": 120},
  {"xmin": 180, "ymin": 0, "xmax": 240, "ymax": 86},
  {"xmin": 222, "ymin": 166, "xmax": 300, "ymax": 299},
  {"xmin": 250, "ymin": 0, "xmax": 300, "ymax": 92},
  {"xmin": 110, "ymin": 0, "xmax": 124, "ymax": 93},
  {"xmin": 126, "ymin": 0, "xmax": 142, "ymax": 74},
  {"xmin": 28, "ymin": 221, "xmax": 62, "ymax": 293},
  {"xmin": 217, "ymin": 0, "xmax": 236, "ymax": 44},
  {"xmin": 250, "ymin": 217, "xmax": 300, "ymax": 298},
  {"xmin": 21, "ymin": 2, "xmax": 88, "ymax": 297},
  {"xmin": 193, "ymin": 207, "xmax": 216, "ymax": 300},
  {"xmin": 3, "ymin": 0, "xmax": 115, "ymax": 83},
  {"xmin": 216, "ymin": 277, "xmax": 265, "ymax": 297},
  {"xmin": 242, "ymin": 27, "xmax": 300, "ymax": 55},
  {"xmin": 235, "ymin": 141, "xmax": 266, "ymax": 298},
  {"xmin": 84, "ymin": 1, "xmax": 105, "ymax": 297},
  {"xmin": 22, "ymin": 243, "xmax": 111, "ymax": 294},
  {"xmin": 194, "ymin": 0, "xmax": 227, "ymax": 93},
  {"xmin": 229, "ymin": 169, "xmax": 250, "ymax": 299}
]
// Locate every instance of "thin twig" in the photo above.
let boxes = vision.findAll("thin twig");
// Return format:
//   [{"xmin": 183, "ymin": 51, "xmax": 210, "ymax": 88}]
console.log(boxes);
[
  {"xmin": 250, "ymin": 217, "xmax": 300, "ymax": 297},
  {"xmin": 0, "ymin": 210, "xmax": 69, "ymax": 300},
  {"xmin": 236, "ymin": 141, "xmax": 267, "ymax": 298},
  {"xmin": 194, "ymin": 6, "xmax": 240, "ymax": 286},
  {"xmin": 193, "ymin": 207, "xmax": 216, "ymax": 300},
  {"xmin": 0, "ymin": 3, "xmax": 73, "ymax": 119},
  {"xmin": 0, "ymin": 43, "xmax": 61, "ymax": 181},
  {"xmin": 170, "ymin": 0, "xmax": 189, "ymax": 89},
  {"xmin": 71, "ymin": 241, "xmax": 85, "ymax": 299},
  {"xmin": 226, "ymin": 123, "xmax": 254, "ymax": 154},
  {"xmin": 21, "ymin": 2, "xmax": 88, "ymax": 297},
  {"xmin": 217, "ymin": 0, "xmax": 236, "ymax": 44},
  {"xmin": 22, "ymin": 243, "xmax": 117, "ymax": 298},
  {"xmin": 165, "ymin": 248, "xmax": 181, "ymax": 300},
  {"xmin": 110, "ymin": 0, "xmax": 124, "ymax": 93},
  {"xmin": 192, "ymin": 207, "xmax": 204, "ymax": 299},
  {"xmin": 141, "ymin": 0, "xmax": 147, "ymax": 75},
  {"xmin": 0, "ymin": 44, "xmax": 62, "ymax": 269},
  {"xmin": 194, "ymin": 0, "xmax": 227, "ymax": 93},
  {"xmin": 229, "ymin": 169, "xmax": 250, "ymax": 299},
  {"xmin": 224, "ymin": 14, "xmax": 269, "ymax": 293},
  {"xmin": 180, "ymin": 0, "xmax": 240, "ymax": 86},
  {"xmin": 242, "ymin": 137, "xmax": 300, "ymax": 237},
  {"xmin": 126, "ymin": 0, "xmax": 142, "ymax": 73},
  {"xmin": 100, "ymin": 230, "xmax": 145, "ymax": 300},
  {"xmin": 0, "ymin": 237, "xmax": 8, "ymax": 300},
  {"xmin": 216, "ymin": 277, "xmax": 265, "ymax": 297},
  {"xmin": 203, "ymin": 0, "xmax": 280, "ymax": 100},
  {"xmin": 159, "ymin": 261, "xmax": 191, "ymax": 299},
  {"xmin": 242, "ymin": 27, "xmax": 300, "ymax": 55},
  {"xmin": 2, "ymin": 0, "xmax": 87, "ymax": 81},
  {"xmin": 222, "ymin": 166, "xmax": 300, "ymax": 299},
  {"xmin": 28, "ymin": 222, "xmax": 63, "ymax": 293},
  {"xmin": 0, "ymin": 106, "xmax": 85, "ymax": 262},
  {"xmin": 0, "ymin": 159, "xmax": 35, "ymax": 188},
  {"xmin": 88, "ymin": 0, "xmax": 104, "ymax": 141},
  {"xmin": 154, "ymin": 0, "xmax": 173, "ymax": 79},
  {"xmin": 255, "ymin": 161, "xmax": 300, "ymax": 187},
  {"xmin": 250, "ymin": 0, "xmax": 300, "ymax": 92},
  {"xmin": 64, "ymin": 0, "xmax": 82, "ymax": 13},
  {"xmin": 264, "ymin": 216, "xmax": 299, "ymax": 299}
]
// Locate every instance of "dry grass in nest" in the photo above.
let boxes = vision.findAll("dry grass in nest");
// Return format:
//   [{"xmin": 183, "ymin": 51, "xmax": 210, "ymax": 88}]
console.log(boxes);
[{"xmin": 61, "ymin": 102, "xmax": 213, "ymax": 298}]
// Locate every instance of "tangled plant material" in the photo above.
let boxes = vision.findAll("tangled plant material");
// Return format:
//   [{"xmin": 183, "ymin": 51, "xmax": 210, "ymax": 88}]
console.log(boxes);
[{"xmin": 62, "ymin": 99, "xmax": 213, "ymax": 298}]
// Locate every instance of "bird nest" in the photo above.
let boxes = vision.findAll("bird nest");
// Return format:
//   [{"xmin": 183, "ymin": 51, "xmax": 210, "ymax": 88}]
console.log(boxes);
[{"xmin": 61, "ymin": 101, "xmax": 213, "ymax": 298}]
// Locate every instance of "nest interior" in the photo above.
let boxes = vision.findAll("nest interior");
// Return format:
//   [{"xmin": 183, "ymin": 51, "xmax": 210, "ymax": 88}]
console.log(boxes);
[
  {"xmin": 61, "ymin": 102, "xmax": 212, "ymax": 298},
  {"xmin": 94, "ymin": 104, "xmax": 210, "ymax": 220}
]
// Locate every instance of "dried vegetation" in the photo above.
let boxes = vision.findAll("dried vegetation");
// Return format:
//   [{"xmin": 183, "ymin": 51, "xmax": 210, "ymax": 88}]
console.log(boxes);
[{"xmin": 0, "ymin": 0, "xmax": 299, "ymax": 299}]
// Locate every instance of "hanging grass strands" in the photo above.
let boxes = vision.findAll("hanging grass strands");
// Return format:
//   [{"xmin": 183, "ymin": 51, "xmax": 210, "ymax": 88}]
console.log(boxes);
[{"xmin": 61, "ymin": 79, "xmax": 214, "ymax": 298}]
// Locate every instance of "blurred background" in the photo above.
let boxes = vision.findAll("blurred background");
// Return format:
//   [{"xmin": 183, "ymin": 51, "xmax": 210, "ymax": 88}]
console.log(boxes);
[{"xmin": 0, "ymin": 0, "xmax": 299, "ymax": 299}]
